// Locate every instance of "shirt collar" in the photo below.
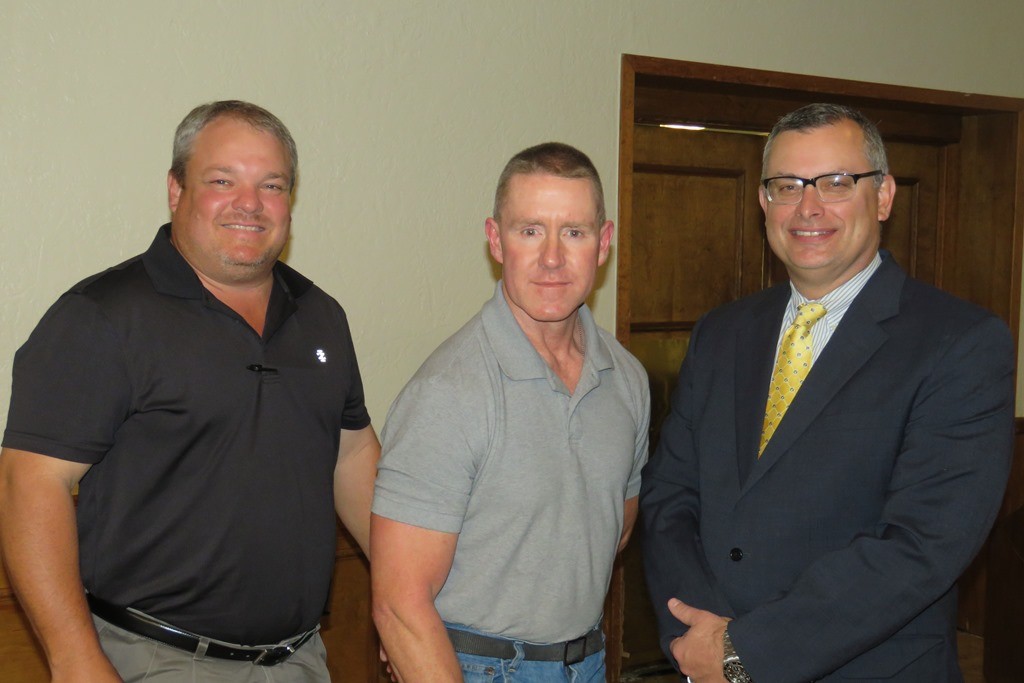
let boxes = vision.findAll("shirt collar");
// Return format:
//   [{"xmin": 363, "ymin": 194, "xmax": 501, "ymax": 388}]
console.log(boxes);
[
  {"xmin": 481, "ymin": 281, "xmax": 612, "ymax": 383},
  {"xmin": 788, "ymin": 251, "xmax": 882, "ymax": 321},
  {"xmin": 142, "ymin": 223, "xmax": 314, "ymax": 301}
]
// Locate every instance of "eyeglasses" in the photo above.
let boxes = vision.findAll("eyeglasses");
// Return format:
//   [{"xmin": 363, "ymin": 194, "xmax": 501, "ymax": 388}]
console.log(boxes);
[{"xmin": 762, "ymin": 171, "xmax": 883, "ymax": 205}]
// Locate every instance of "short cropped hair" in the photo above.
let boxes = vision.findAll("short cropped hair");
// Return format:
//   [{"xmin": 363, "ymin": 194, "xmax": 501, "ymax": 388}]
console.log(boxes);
[
  {"xmin": 170, "ymin": 100, "xmax": 298, "ymax": 189},
  {"xmin": 493, "ymin": 142, "xmax": 606, "ymax": 225},
  {"xmin": 762, "ymin": 103, "xmax": 888, "ymax": 183}
]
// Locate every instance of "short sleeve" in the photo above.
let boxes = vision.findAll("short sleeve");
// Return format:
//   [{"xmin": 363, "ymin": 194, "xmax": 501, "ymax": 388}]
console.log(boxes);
[
  {"xmin": 625, "ymin": 357, "xmax": 651, "ymax": 499},
  {"xmin": 373, "ymin": 371, "xmax": 489, "ymax": 534},
  {"xmin": 335, "ymin": 308, "xmax": 372, "ymax": 431},
  {"xmin": 3, "ymin": 293, "xmax": 132, "ymax": 463}
]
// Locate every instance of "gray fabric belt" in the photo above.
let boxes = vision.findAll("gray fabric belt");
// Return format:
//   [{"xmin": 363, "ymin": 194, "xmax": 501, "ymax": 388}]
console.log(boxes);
[{"xmin": 446, "ymin": 626, "xmax": 603, "ymax": 665}]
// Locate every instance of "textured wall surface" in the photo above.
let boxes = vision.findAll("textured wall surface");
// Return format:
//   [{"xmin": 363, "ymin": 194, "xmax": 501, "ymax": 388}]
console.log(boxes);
[{"xmin": 3, "ymin": 0, "xmax": 1024, "ymax": 426}]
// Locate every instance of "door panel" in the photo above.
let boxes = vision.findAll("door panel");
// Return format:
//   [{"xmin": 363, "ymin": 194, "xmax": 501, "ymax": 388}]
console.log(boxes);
[
  {"xmin": 884, "ymin": 140, "xmax": 945, "ymax": 283},
  {"xmin": 628, "ymin": 125, "xmax": 766, "ymax": 451}
]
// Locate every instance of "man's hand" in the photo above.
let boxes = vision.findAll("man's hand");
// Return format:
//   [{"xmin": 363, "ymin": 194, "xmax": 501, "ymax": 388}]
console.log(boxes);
[
  {"xmin": 379, "ymin": 643, "xmax": 400, "ymax": 682},
  {"xmin": 667, "ymin": 598, "xmax": 729, "ymax": 683}
]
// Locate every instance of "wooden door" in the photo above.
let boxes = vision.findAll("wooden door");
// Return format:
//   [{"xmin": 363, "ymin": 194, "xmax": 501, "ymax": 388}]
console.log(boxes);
[
  {"xmin": 619, "ymin": 123, "xmax": 952, "ymax": 675},
  {"xmin": 622, "ymin": 124, "xmax": 767, "ymax": 674}
]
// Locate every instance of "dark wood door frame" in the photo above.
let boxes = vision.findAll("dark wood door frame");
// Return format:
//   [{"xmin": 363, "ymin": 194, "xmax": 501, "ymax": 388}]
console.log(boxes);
[{"xmin": 606, "ymin": 54, "xmax": 1024, "ymax": 680}]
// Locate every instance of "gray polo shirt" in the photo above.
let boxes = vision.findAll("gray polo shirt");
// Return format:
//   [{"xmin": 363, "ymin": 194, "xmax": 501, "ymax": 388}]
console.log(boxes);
[{"xmin": 373, "ymin": 282, "xmax": 650, "ymax": 644}]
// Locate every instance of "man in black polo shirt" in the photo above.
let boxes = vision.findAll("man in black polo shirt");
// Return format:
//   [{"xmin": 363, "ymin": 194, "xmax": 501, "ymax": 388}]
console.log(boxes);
[{"xmin": 0, "ymin": 101, "xmax": 380, "ymax": 682}]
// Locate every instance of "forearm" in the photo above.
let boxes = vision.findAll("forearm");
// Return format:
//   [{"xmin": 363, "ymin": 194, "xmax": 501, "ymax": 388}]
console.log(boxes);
[
  {"xmin": 370, "ymin": 515, "xmax": 461, "ymax": 682},
  {"xmin": 640, "ymin": 326, "xmax": 733, "ymax": 651},
  {"xmin": 641, "ymin": 514, "xmax": 733, "ymax": 657},
  {"xmin": 728, "ymin": 527, "xmax": 985, "ymax": 682},
  {"xmin": 617, "ymin": 496, "xmax": 639, "ymax": 553},
  {"xmin": 373, "ymin": 597, "xmax": 462, "ymax": 683},
  {"xmin": 0, "ymin": 449, "xmax": 119, "ymax": 681},
  {"xmin": 334, "ymin": 426, "xmax": 381, "ymax": 555},
  {"xmin": 641, "ymin": 459, "xmax": 735, "ymax": 655}
]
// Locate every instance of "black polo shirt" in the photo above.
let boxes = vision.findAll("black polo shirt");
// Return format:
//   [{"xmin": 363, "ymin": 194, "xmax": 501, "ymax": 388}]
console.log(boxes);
[{"xmin": 4, "ymin": 225, "xmax": 371, "ymax": 644}]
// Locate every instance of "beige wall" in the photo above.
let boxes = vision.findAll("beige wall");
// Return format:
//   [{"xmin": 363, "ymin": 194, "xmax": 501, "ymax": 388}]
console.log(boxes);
[{"xmin": 3, "ymin": 0, "xmax": 1024, "ymax": 426}]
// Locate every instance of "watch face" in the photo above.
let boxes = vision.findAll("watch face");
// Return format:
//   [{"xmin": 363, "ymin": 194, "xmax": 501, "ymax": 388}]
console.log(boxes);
[{"xmin": 724, "ymin": 661, "xmax": 753, "ymax": 683}]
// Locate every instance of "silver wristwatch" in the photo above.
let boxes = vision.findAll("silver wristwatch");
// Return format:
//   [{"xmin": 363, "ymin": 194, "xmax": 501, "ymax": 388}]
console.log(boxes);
[{"xmin": 723, "ymin": 628, "xmax": 753, "ymax": 683}]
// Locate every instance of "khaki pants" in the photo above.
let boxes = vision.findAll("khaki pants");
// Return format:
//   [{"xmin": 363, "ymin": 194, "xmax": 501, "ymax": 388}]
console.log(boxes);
[{"xmin": 93, "ymin": 615, "xmax": 331, "ymax": 683}]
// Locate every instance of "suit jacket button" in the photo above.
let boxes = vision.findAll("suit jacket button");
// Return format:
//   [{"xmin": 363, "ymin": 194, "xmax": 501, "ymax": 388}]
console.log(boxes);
[{"xmin": 729, "ymin": 548, "xmax": 743, "ymax": 561}]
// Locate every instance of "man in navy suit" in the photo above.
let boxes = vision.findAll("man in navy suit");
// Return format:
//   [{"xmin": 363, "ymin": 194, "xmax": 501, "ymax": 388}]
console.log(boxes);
[{"xmin": 640, "ymin": 103, "xmax": 1015, "ymax": 683}]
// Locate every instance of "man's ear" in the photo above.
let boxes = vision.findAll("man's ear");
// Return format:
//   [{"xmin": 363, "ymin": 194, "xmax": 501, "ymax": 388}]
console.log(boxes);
[
  {"xmin": 167, "ymin": 171, "xmax": 183, "ymax": 213},
  {"xmin": 876, "ymin": 174, "xmax": 896, "ymax": 222},
  {"xmin": 485, "ymin": 218, "xmax": 504, "ymax": 264},
  {"xmin": 597, "ymin": 221, "xmax": 615, "ymax": 266}
]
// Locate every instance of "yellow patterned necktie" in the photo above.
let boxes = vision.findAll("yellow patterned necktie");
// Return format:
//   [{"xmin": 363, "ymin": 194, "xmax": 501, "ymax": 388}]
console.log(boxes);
[{"xmin": 759, "ymin": 302, "xmax": 827, "ymax": 457}]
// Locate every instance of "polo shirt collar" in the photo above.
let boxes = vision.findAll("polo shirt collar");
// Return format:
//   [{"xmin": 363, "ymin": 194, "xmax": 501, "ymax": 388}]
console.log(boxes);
[
  {"xmin": 142, "ymin": 223, "xmax": 314, "ymax": 302},
  {"xmin": 481, "ymin": 281, "xmax": 614, "ymax": 384}
]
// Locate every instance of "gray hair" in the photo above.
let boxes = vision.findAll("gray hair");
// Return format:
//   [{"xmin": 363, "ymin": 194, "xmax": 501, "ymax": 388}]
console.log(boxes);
[
  {"xmin": 762, "ymin": 103, "xmax": 888, "ymax": 183},
  {"xmin": 493, "ymin": 142, "xmax": 606, "ymax": 225},
  {"xmin": 170, "ymin": 100, "xmax": 298, "ymax": 189}
]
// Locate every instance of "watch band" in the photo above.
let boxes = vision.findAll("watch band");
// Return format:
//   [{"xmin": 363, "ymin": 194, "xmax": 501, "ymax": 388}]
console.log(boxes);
[{"xmin": 722, "ymin": 628, "xmax": 753, "ymax": 683}]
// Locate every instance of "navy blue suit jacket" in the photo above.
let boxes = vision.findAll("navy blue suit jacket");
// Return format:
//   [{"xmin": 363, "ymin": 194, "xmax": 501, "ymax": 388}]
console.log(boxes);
[{"xmin": 640, "ymin": 255, "xmax": 1015, "ymax": 682}]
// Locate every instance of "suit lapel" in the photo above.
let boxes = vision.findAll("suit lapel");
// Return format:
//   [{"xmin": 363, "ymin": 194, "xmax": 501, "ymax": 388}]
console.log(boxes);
[
  {"xmin": 740, "ymin": 257, "xmax": 906, "ymax": 496},
  {"xmin": 734, "ymin": 286, "xmax": 789, "ymax": 486}
]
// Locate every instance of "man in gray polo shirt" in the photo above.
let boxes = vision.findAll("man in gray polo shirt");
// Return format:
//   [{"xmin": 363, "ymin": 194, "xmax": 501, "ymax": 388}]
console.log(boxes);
[{"xmin": 371, "ymin": 142, "xmax": 650, "ymax": 682}]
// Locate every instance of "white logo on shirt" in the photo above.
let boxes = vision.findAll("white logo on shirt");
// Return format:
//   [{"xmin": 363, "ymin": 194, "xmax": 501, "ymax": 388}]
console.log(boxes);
[{"xmin": 316, "ymin": 349, "xmax": 327, "ymax": 363}]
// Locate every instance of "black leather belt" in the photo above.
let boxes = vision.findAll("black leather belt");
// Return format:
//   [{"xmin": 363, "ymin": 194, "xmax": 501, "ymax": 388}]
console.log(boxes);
[
  {"xmin": 446, "ymin": 626, "xmax": 603, "ymax": 665},
  {"xmin": 87, "ymin": 593, "xmax": 317, "ymax": 666}
]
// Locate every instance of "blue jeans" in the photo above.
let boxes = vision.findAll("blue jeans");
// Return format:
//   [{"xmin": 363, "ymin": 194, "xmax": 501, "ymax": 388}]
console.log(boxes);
[{"xmin": 447, "ymin": 624, "xmax": 606, "ymax": 683}]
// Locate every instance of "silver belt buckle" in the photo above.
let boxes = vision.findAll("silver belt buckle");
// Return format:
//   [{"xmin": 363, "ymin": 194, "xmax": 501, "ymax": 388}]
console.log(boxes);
[{"xmin": 253, "ymin": 643, "xmax": 295, "ymax": 666}]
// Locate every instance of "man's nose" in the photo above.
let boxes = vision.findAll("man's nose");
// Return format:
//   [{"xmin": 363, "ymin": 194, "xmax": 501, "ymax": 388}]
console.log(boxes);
[
  {"xmin": 795, "ymin": 184, "xmax": 825, "ymax": 218},
  {"xmin": 540, "ymin": 234, "xmax": 565, "ymax": 268},
  {"xmin": 233, "ymin": 185, "xmax": 263, "ymax": 214}
]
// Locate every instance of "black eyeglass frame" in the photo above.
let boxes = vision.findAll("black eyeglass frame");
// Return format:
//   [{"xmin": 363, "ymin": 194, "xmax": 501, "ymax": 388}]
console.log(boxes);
[{"xmin": 761, "ymin": 170, "xmax": 884, "ymax": 204}]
